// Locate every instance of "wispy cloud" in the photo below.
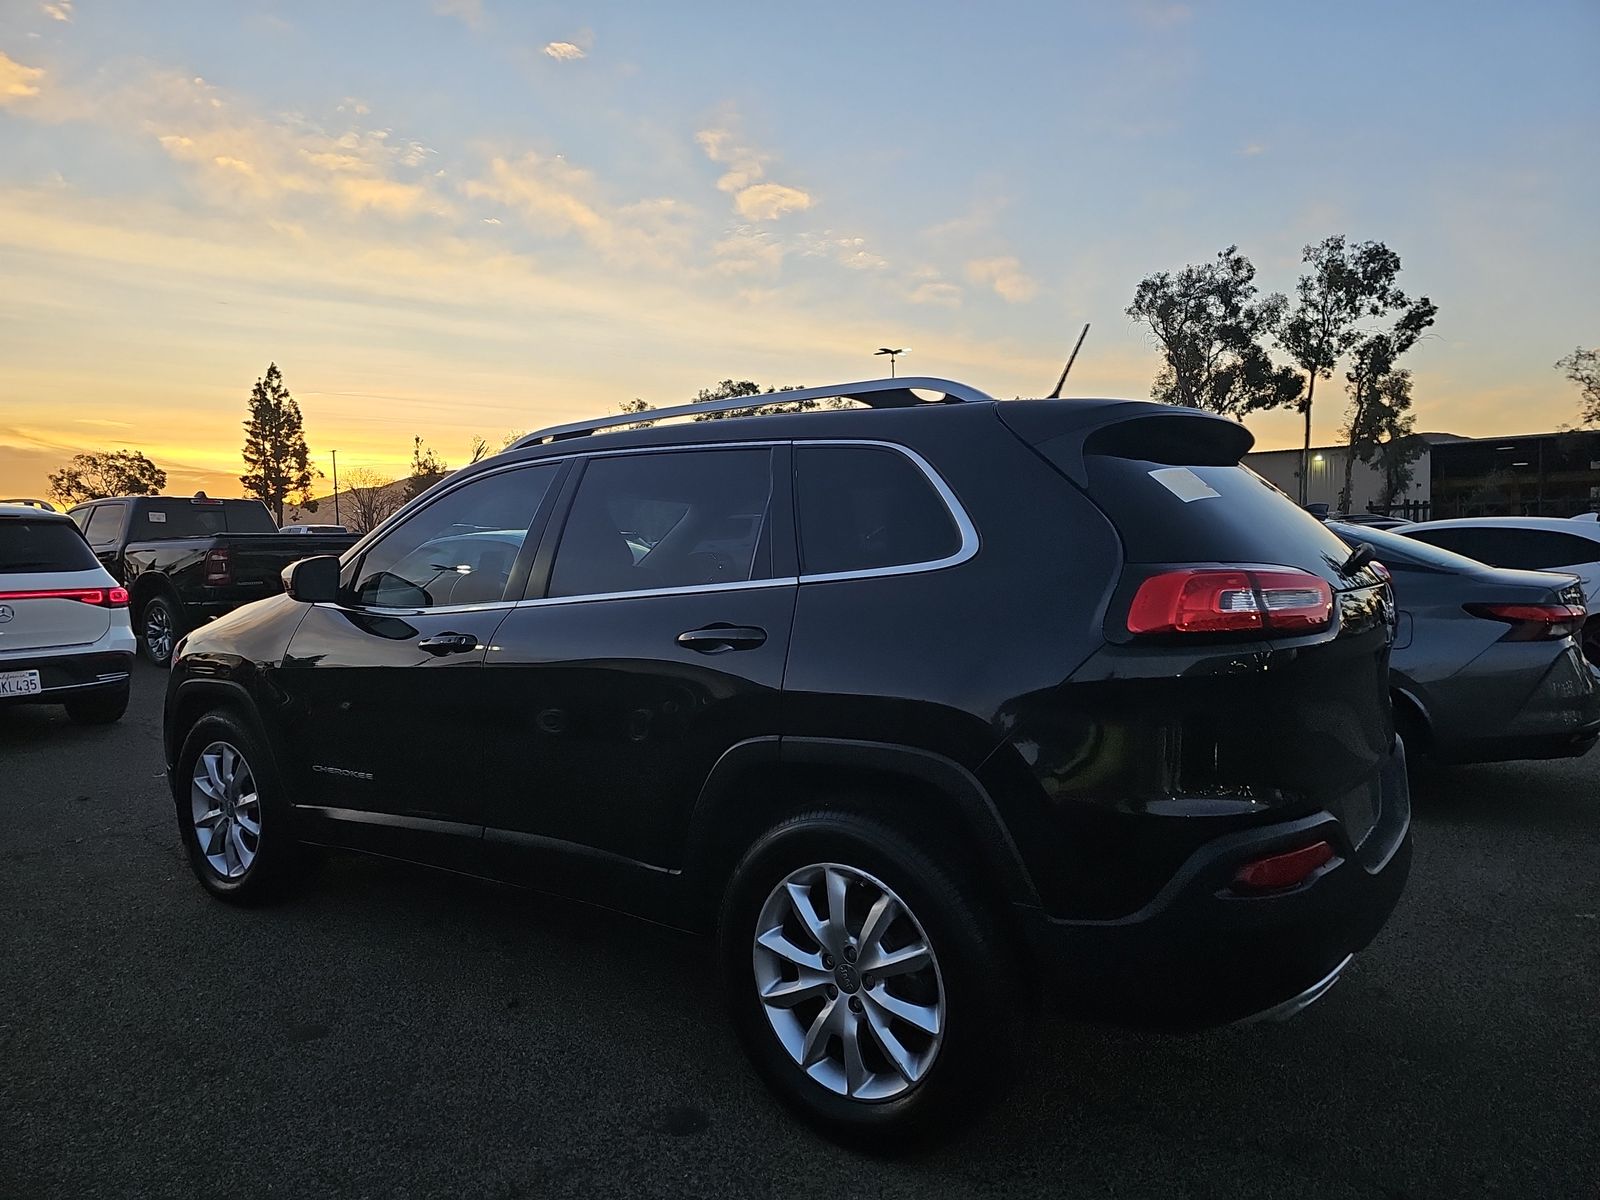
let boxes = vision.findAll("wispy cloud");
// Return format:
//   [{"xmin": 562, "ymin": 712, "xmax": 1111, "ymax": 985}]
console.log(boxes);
[
  {"xmin": 696, "ymin": 123, "xmax": 813, "ymax": 223},
  {"xmin": 1239, "ymin": 142, "xmax": 1267, "ymax": 157},
  {"xmin": 42, "ymin": 1, "xmax": 73, "ymax": 22},
  {"xmin": 462, "ymin": 153, "xmax": 693, "ymax": 267},
  {"xmin": 543, "ymin": 41, "xmax": 585, "ymax": 61},
  {"xmin": 433, "ymin": 0, "xmax": 484, "ymax": 29},
  {"xmin": 0, "ymin": 52, "xmax": 45, "ymax": 103},
  {"xmin": 966, "ymin": 256, "xmax": 1039, "ymax": 303}
]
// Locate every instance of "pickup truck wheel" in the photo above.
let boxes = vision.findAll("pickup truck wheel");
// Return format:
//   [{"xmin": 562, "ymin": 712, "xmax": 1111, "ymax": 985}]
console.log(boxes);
[
  {"xmin": 719, "ymin": 809, "xmax": 1020, "ymax": 1147},
  {"xmin": 140, "ymin": 595, "xmax": 184, "ymax": 668}
]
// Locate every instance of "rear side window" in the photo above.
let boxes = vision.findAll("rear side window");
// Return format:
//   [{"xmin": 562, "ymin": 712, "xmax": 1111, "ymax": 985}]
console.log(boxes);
[
  {"xmin": 1081, "ymin": 457, "xmax": 1353, "ymax": 574},
  {"xmin": 795, "ymin": 445, "xmax": 961, "ymax": 576},
  {"xmin": 1405, "ymin": 527, "xmax": 1600, "ymax": 570},
  {"xmin": 0, "ymin": 519, "xmax": 99, "ymax": 574},
  {"xmin": 548, "ymin": 449, "xmax": 776, "ymax": 597},
  {"xmin": 82, "ymin": 503, "xmax": 126, "ymax": 547}
]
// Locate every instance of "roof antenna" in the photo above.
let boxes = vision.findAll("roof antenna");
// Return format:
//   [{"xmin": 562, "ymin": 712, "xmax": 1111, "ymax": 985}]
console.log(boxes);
[{"xmin": 1047, "ymin": 323, "xmax": 1090, "ymax": 399}]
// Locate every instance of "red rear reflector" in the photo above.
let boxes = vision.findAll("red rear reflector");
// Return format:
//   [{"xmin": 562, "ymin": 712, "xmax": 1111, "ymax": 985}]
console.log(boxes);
[
  {"xmin": 1127, "ymin": 567, "xmax": 1333, "ymax": 635},
  {"xmin": 0, "ymin": 587, "xmax": 128, "ymax": 608},
  {"xmin": 1233, "ymin": 841, "xmax": 1335, "ymax": 892}
]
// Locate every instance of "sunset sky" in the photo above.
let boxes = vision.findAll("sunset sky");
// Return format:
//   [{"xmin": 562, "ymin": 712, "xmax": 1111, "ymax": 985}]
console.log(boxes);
[{"xmin": 2, "ymin": 1, "xmax": 1596, "ymax": 501}]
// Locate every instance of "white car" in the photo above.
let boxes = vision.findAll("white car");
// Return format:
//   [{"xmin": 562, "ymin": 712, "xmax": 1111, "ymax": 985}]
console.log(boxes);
[
  {"xmin": 0, "ymin": 503, "xmax": 137, "ymax": 723},
  {"xmin": 1398, "ymin": 516, "xmax": 1600, "ymax": 665}
]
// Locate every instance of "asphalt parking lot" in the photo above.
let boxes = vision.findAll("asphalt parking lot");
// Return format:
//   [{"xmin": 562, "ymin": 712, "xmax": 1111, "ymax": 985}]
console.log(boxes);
[{"xmin": 2, "ymin": 662, "xmax": 1596, "ymax": 1200}]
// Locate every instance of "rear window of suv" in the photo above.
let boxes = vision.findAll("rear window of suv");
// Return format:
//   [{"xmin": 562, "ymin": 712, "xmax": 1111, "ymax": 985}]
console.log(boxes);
[
  {"xmin": 0, "ymin": 519, "xmax": 99, "ymax": 574},
  {"xmin": 1078, "ymin": 456, "xmax": 1354, "ymax": 574}
]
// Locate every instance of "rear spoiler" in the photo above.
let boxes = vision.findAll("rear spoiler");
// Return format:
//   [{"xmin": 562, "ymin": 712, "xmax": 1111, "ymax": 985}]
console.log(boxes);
[{"xmin": 997, "ymin": 400, "xmax": 1255, "ymax": 487}]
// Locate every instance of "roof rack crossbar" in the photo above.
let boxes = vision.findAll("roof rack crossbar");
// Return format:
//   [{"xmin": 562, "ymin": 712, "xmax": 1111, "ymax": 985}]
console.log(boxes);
[{"xmin": 513, "ymin": 376, "xmax": 993, "ymax": 447}]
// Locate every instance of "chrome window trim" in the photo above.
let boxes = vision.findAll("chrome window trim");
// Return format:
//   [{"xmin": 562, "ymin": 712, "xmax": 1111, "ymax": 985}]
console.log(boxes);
[
  {"xmin": 792, "ymin": 440, "xmax": 979, "ymax": 584},
  {"xmin": 336, "ymin": 438, "xmax": 978, "ymax": 614}
]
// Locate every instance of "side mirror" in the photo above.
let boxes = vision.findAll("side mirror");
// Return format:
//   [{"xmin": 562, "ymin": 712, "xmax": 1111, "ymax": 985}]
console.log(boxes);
[{"xmin": 282, "ymin": 555, "xmax": 341, "ymax": 603}]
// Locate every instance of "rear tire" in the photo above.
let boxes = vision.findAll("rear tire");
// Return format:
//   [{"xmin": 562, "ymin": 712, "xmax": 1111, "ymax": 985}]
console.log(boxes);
[
  {"xmin": 139, "ymin": 594, "xmax": 184, "ymax": 668},
  {"xmin": 64, "ymin": 684, "xmax": 129, "ymax": 725},
  {"xmin": 174, "ymin": 710, "xmax": 305, "ymax": 904},
  {"xmin": 718, "ymin": 809, "xmax": 1020, "ymax": 1147}
]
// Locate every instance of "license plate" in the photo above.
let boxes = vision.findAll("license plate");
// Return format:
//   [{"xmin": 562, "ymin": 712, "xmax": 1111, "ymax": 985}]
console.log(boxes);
[{"xmin": 0, "ymin": 670, "xmax": 42, "ymax": 698}]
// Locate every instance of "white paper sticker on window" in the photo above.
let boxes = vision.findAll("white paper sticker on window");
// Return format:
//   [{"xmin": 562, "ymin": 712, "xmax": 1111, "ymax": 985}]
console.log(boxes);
[
  {"xmin": 1150, "ymin": 467, "xmax": 1221, "ymax": 503},
  {"xmin": 147, "ymin": 511, "xmax": 167, "ymax": 523}
]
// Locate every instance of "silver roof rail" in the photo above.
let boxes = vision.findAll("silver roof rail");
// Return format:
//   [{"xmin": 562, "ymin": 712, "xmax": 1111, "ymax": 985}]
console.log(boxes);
[{"xmin": 513, "ymin": 376, "xmax": 993, "ymax": 447}]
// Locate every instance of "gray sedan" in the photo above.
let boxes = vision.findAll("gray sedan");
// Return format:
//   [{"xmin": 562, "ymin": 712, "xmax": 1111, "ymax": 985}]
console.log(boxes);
[{"xmin": 1329, "ymin": 522, "xmax": 1600, "ymax": 764}]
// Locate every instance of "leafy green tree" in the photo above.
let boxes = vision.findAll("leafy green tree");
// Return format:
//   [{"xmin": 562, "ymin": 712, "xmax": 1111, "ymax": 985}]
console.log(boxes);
[
  {"xmin": 1127, "ymin": 246, "xmax": 1302, "ymax": 418},
  {"xmin": 240, "ymin": 363, "xmax": 317, "ymax": 523},
  {"xmin": 1280, "ymin": 237, "xmax": 1416, "ymax": 503},
  {"xmin": 1336, "ymin": 296, "xmax": 1438, "ymax": 510},
  {"xmin": 47, "ymin": 449, "xmax": 167, "ymax": 504},
  {"xmin": 405, "ymin": 436, "xmax": 449, "ymax": 500},
  {"xmin": 1555, "ymin": 346, "xmax": 1600, "ymax": 427},
  {"xmin": 1373, "ymin": 418, "xmax": 1425, "ymax": 511}
]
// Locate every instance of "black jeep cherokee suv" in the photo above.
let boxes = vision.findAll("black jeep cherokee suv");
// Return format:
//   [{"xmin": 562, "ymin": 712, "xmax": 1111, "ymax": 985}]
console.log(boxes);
[{"xmin": 164, "ymin": 378, "xmax": 1410, "ymax": 1140}]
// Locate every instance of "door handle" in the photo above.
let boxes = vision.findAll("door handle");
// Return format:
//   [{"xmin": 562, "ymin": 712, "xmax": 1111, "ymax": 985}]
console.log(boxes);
[
  {"xmin": 677, "ymin": 625, "xmax": 767, "ymax": 654},
  {"xmin": 417, "ymin": 633, "xmax": 479, "ymax": 655}
]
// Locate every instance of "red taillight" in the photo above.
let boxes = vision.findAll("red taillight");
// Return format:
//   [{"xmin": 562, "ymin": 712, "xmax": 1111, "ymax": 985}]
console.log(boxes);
[
  {"xmin": 0, "ymin": 587, "xmax": 129, "ymax": 607},
  {"xmin": 1232, "ymin": 841, "xmax": 1335, "ymax": 892},
  {"xmin": 1465, "ymin": 601, "xmax": 1586, "ymax": 640},
  {"xmin": 1127, "ymin": 567, "xmax": 1334, "ymax": 636},
  {"xmin": 204, "ymin": 546, "xmax": 232, "ymax": 586}
]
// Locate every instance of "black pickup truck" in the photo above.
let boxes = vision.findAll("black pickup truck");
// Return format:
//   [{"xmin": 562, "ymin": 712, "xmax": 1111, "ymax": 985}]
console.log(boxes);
[{"xmin": 67, "ymin": 494, "xmax": 357, "ymax": 666}]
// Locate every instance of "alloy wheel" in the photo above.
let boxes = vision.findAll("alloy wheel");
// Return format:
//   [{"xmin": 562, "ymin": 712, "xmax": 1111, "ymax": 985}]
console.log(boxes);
[
  {"xmin": 190, "ymin": 740, "xmax": 261, "ymax": 879},
  {"xmin": 751, "ymin": 862, "xmax": 945, "ymax": 1102},
  {"xmin": 145, "ymin": 602, "xmax": 173, "ymax": 664}
]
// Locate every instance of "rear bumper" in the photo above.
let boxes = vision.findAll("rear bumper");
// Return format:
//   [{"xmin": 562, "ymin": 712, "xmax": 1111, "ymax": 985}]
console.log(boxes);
[
  {"xmin": 1017, "ymin": 739, "xmax": 1412, "ymax": 1029},
  {"xmin": 1422, "ymin": 644, "xmax": 1600, "ymax": 764},
  {"xmin": 0, "ymin": 649, "xmax": 134, "ymax": 704}
]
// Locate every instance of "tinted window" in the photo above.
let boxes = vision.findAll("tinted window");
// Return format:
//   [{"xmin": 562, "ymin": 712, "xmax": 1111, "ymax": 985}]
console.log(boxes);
[
  {"xmin": 1327, "ymin": 522, "xmax": 1485, "ymax": 572},
  {"xmin": 82, "ymin": 503, "xmax": 126, "ymax": 547},
  {"xmin": 548, "ymin": 449, "xmax": 775, "ymax": 597},
  {"xmin": 1081, "ymin": 458, "xmax": 1355, "ymax": 576},
  {"xmin": 1405, "ymin": 527, "xmax": 1600, "ymax": 571},
  {"xmin": 0, "ymin": 519, "xmax": 98, "ymax": 574},
  {"xmin": 347, "ymin": 464, "xmax": 558, "ymax": 608},
  {"xmin": 795, "ymin": 445, "xmax": 961, "ymax": 575},
  {"xmin": 134, "ymin": 499, "xmax": 277, "ymax": 538}
]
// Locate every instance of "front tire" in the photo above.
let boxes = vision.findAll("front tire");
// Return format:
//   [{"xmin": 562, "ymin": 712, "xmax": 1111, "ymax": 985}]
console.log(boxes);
[
  {"xmin": 139, "ymin": 594, "xmax": 184, "ymax": 668},
  {"xmin": 174, "ymin": 710, "xmax": 303, "ymax": 904},
  {"xmin": 718, "ymin": 809, "xmax": 1020, "ymax": 1145},
  {"xmin": 64, "ymin": 684, "xmax": 129, "ymax": 725}
]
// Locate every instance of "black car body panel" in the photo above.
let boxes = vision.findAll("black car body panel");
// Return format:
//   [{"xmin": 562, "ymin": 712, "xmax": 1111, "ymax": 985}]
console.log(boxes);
[
  {"xmin": 166, "ymin": 392, "xmax": 1412, "ymax": 1028},
  {"xmin": 71, "ymin": 495, "xmax": 357, "ymax": 639}
]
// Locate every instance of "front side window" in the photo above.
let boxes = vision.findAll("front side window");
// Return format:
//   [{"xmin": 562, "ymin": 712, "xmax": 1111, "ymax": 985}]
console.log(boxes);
[
  {"xmin": 345, "ymin": 464, "xmax": 558, "ymax": 608},
  {"xmin": 547, "ymin": 449, "xmax": 776, "ymax": 598},
  {"xmin": 82, "ymin": 503, "xmax": 126, "ymax": 547},
  {"xmin": 795, "ymin": 444, "xmax": 961, "ymax": 576}
]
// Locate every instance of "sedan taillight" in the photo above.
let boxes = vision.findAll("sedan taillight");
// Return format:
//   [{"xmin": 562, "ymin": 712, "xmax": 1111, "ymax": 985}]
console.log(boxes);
[
  {"xmin": 1465, "ymin": 601, "xmax": 1586, "ymax": 641},
  {"xmin": 1127, "ymin": 567, "xmax": 1334, "ymax": 636}
]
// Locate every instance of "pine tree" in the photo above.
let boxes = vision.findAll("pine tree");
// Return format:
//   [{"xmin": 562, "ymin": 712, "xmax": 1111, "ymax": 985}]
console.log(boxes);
[{"xmin": 240, "ymin": 363, "xmax": 317, "ymax": 524}]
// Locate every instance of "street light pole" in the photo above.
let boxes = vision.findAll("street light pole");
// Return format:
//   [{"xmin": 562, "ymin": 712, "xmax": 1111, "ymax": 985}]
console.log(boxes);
[
  {"xmin": 332, "ymin": 450, "xmax": 339, "ymax": 527},
  {"xmin": 874, "ymin": 347, "xmax": 906, "ymax": 377}
]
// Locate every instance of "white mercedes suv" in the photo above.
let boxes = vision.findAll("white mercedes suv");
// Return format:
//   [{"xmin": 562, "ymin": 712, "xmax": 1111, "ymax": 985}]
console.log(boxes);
[{"xmin": 0, "ymin": 503, "xmax": 137, "ymax": 723}]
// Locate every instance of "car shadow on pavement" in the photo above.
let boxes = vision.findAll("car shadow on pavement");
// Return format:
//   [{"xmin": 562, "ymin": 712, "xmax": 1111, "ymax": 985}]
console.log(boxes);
[{"xmin": 1406, "ymin": 755, "xmax": 1600, "ymax": 832}]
